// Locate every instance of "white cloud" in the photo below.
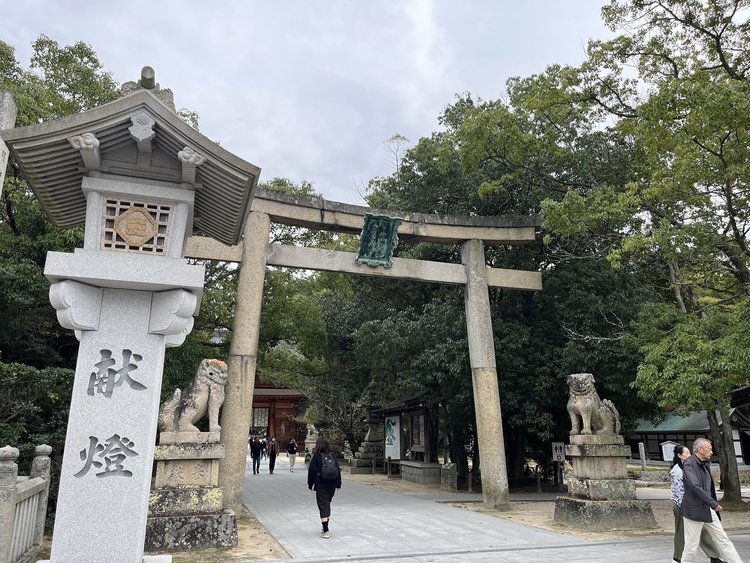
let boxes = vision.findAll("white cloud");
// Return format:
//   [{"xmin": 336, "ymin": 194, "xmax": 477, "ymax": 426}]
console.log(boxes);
[{"xmin": 2, "ymin": 1, "xmax": 613, "ymax": 204}]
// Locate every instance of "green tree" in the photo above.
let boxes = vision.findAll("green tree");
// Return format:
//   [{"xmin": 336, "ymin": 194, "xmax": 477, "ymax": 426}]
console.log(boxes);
[
  {"xmin": 364, "ymin": 92, "xmax": 654, "ymax": 484},
  {"xmin": 538, "ymin": 0, "xmax": 750, "ymax": 503},
  {"xmin": 0, "ymin": 37, "xmax": 120, "ymax": 367}
]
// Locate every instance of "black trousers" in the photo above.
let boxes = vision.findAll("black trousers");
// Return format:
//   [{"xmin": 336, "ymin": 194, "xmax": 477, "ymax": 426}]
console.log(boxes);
[
  {"xmin": 315, "ymin": 485, "xmax": 336, "ymax": 519},
  {"xmin": 269, "ymin": 453, "xmax": 276, "ymax": 473},
  {"xmin": 252, "ymin": 455, "xmax": 260, "ymax": 473}
]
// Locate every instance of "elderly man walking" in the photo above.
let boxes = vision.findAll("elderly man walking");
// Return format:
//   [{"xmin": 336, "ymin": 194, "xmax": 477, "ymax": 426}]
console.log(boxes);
[{"xmin": 681, "ymin": 437, "xmax": 743, "ymax": 563}]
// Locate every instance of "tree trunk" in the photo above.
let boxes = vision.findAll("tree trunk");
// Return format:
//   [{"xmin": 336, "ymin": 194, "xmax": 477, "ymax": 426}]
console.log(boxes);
[
  {"xmin": 506, "ymin": 427, "xmax": 527, "ymax": 482},
  {"xmin": 706, "ymin": 409, "xmax": 742, "ymax": 503},
  {"xmin": 449, "ymin": 428, "xmax": 468, "ymax": 479},
  {"xmin": 427, "ymin": 405, "xmax": 440, "ymax": 464}
]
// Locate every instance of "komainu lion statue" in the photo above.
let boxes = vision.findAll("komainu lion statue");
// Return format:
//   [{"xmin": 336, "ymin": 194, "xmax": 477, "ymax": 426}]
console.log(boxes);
[
  {"xmin": 159, "ymin": 359, "xmax": 228, "ymax": 433},
  {"xmin": 566, "ymin": 373, "xmax": 620, "ymax": 436}
]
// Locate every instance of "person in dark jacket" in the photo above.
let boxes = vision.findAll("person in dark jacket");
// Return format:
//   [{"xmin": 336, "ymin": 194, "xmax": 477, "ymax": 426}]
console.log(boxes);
[
  {"xmin": 287, "ymin": 438, "xmax": 298, "ymax": 472},
  {"xmin": 268, "ymin": 436, "xmax": 280, "ymax": 474},
  {"xmin": 249, "ymin": 437, "xmax": 262, "ymax": 475},
  {"xmin": 669, "ymin": 444, "xmax": 722, "ymax": 563},
  {"xmin": 307, "ymin": 436, "xmax": 341, "ymax": 539},
  {"xmin": 681, "ymin": 438, "xmax": 742, "ymax": 563}
]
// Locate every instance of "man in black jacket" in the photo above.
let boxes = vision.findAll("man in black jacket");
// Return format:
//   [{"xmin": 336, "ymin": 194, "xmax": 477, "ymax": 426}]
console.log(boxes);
[
  {"xmin": 249, "ymin": 437, "xmax": 262, "ymax": 475},
  {"xmin": 681, "ymin": 438, "xmax": 742, "ymax": 563}
]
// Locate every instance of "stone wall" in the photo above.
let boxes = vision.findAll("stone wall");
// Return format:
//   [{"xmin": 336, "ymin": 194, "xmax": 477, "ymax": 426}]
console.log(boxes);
[{"xmin": 401, "ymin": 462, "xmax": 441, "ymax": 485}]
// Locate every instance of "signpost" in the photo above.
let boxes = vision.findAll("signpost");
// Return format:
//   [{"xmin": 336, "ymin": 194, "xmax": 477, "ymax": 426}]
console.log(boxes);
[
  {"xmin": 552, "ymin": 441, "xmax": 565, "ymax": 487},
  {"xmin": 552, "ymin": 442, "xmax": 565, "ymax": 462}
]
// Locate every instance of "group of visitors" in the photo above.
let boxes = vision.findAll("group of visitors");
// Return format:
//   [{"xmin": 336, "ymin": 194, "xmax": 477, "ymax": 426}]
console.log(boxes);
[
  {"xmin": 247, "ymin": 433, "xmax": 742, "ymax": 549},
  {"xmin": 669, "ymin": 438, "xmax": 743, "ymax": 563},
  {"xmin": 249, "ymin": 436, "xmax": 299, "ymax": 474},
  {"xmin": 247, "ymin": 433, "xmax": 342, "ymax": 539}
]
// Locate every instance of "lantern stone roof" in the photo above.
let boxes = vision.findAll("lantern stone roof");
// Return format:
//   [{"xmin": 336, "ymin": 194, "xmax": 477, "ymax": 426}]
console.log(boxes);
[{"xmin": 1, "ymin": 89, "xmax": 260, "ymax": 246}]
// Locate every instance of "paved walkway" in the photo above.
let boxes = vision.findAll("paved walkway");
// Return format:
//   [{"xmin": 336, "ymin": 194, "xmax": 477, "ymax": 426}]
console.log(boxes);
[{"xmin": 242, "ymin": 455, "xmax": 750, "ymax": 562}]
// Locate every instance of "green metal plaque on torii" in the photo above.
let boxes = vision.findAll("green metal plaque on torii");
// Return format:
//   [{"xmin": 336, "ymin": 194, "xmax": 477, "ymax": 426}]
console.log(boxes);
[{"xmin": 356, "ymin": 213, "xmax": 402, "ymax": 268}]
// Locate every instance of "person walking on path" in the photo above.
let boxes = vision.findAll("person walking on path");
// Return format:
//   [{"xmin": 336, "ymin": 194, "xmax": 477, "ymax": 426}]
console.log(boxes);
[
  {"xmin": 669, "ymin": 444, "xmax": 723, "ymax": 563},
  {"xmin": 681, "ymin": 438, "xmax": 743, "ymax": 563},
  {"xmin": 260, "ymin": 436, "xmax": 267, "ymax": 460},
  {"xmin": 268, "ymin": 436, "xmax": 280, "ymax": 474},
  {"xmin": 307, "ymin": 436, "xmax": 341, "ymax": 539},
  {"xmin": 249, "ymin": 437, "xmax": 262, "ymax": 475},
  {"xmin": 287, "ymin": 438, "xmax": 298, "ymax": 472}
]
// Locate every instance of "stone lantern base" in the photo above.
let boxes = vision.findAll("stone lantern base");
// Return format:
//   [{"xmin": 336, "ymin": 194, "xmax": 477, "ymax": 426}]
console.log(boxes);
[
  {"xmin": 553, "ymin": 434, "xmax": 656, "ymax": 531},
  {"xmin": 144, "ymin": 432, "xmax": 237, "ymax": 552}
]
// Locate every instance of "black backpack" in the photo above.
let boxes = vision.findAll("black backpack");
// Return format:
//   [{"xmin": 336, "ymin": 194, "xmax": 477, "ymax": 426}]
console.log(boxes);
[{"xmin": 319, "ymin": 452, "xmax": 339, "ymax": 481}]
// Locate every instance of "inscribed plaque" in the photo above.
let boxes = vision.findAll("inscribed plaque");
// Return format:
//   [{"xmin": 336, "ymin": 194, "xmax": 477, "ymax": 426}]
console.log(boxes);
[{"xmin": 356, "ymin": 213, "xmax": 402, "ymax": 268}]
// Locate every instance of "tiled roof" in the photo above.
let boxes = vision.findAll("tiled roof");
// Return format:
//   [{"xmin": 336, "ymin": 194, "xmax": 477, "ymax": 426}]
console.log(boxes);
[{"xmin": 1, "ymin": 90, "xmax": 260, "ymax": 246}]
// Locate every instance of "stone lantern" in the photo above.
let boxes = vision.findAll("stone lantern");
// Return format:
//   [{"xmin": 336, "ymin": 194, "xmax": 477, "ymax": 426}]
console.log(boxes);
[{"xmin": 0, "ymin": 68, "xmax": 260, "ymax": 563}]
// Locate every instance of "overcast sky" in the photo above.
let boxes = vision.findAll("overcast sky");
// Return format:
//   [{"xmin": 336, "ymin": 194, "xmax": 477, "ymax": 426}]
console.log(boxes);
[{"xmin": 4, "ymin": 1, "xmax": 612, "ymax": 204}]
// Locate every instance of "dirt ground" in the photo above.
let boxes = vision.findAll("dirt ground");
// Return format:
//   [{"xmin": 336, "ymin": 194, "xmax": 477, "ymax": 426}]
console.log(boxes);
[{"xmin": 35, "ymin": 468, "xmax": 750, "ymax": 562}]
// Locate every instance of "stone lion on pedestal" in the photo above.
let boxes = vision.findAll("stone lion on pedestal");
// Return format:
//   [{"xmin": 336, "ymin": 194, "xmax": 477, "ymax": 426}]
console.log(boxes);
[
  {"xmin": 159, "ymin": 358, "xmax": 228, "ymax": 433},
  {"xmin": 566, "ymin": 373, "xmax": 620, "ymax": 436}
]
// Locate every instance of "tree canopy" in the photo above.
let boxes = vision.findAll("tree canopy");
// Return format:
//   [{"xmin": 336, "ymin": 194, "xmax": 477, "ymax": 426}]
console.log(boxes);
[{"xmin": 4, "ymin": 3, "xmax": 749, "ymax": 501}]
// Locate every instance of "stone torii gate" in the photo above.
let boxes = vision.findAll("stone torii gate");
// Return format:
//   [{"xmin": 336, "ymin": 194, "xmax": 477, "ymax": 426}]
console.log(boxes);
[
  {"xmin": 185, "ymin": 188, "xmax": 542, "ymax": 511},
  {"xmin": 0, "ymin": 67, "xmax": 540, "ymax": 561}
]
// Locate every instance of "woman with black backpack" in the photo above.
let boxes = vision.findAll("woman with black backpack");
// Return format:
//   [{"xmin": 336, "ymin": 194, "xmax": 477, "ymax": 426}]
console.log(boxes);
[{"xmin": 307, "ymin": 436, "xmax": 341, "ymax": 539}]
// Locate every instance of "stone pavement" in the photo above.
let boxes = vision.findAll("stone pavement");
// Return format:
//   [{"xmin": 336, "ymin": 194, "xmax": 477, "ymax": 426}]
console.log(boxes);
[{"xmin": 242, "ymin": 455, "xmax": 750, "ymax": 562}]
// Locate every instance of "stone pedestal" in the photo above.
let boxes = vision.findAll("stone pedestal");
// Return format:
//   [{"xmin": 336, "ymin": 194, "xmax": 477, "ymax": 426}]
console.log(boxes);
[
  {"xmin": 47, "ymin": 280, "xmax": 201, "ymax": 563},
  {"xmin": 553, "ymin": 434, "xmax": 655, "ymax": 531},
  {"xmin": 350, "ymin": 417, "xmax": 384, "ymax": 473},
  {"xmin": 350, "ymin": 441, "xmax": 384, "ymax": 473},
  {"xmin": 145, "ymin": 432, "xmax": 237, "ymax": 552}
]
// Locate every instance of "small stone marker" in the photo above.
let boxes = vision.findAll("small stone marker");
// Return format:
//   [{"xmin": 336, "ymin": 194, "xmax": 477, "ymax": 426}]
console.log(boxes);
[{"xmin": 441, "ymin": 463, "xmax": 457, "ymax": 492}]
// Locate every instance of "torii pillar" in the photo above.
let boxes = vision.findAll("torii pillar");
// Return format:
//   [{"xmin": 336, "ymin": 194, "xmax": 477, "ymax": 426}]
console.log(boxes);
[{"xmin": 462, "ymin": 239, "xmax": 508, "ymax": 506}]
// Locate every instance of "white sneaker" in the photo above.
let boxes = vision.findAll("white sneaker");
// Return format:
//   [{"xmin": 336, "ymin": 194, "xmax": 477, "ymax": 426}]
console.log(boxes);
[{"xmin": 321, "ymin": 531, "xmax": 330, "ymax": 539}]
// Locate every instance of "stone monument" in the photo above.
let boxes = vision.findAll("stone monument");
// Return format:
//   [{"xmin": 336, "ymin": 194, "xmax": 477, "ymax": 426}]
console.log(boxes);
[
  {"xmin": 1, "ymin": 66, "xmax": 261, "ymax": 562},
  {"xmin": 304, "ymin": 423, "xmax": 318, "ymax": 463},
  {"xmin": 350, "ymin": 408, "xmax": 384, "ymax": 474},
  {"xmin": 553, "ymin": 373, "xmax": 656, "ymax": 531},
  {"xmin": 145, "ymin": 359, "xmax": 237, "ymax": 552}
]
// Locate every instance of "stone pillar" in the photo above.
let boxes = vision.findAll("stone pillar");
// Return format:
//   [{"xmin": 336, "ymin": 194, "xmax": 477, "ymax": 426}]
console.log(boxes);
[
  {"xmin": 47, "ymin": 284, "xmax": 199, "ymax": 562},
  {"xmin": 0, "ymin": 91, "xmax": 18, "ymax": 196},
  {"xmin": 0, "ymin": 446, "xmax": 19, "ymax": 563},
  {"xmin": 461, "ymin": 239, "xmax": 509, "ymax": 508},
  {"xmin": 42, "ymin": 172, "xmax": 204, "ymax": 563},
  {"xmin": 351, "ymin": 412, "xmax": 384, "ymax": 474},
  {"xmin": 219, "ymin": 211, "xmax": 271, "ymax": 513},
  {"xmin": 30, "ymin": 444, "xmax": 53, "ymax": 547}
]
